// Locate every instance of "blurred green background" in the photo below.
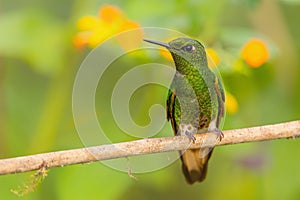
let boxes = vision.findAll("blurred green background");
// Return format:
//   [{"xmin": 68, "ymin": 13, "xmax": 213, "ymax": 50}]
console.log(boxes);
[{"xmin": 1, "ymin": 0, "xmax": 300, "ymax": 199}]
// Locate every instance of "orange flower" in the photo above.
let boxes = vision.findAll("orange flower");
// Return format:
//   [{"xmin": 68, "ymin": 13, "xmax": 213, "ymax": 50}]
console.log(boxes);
[
  {"xmin": 73, "ymin": 32, "xmax": 91, "ymax": 49},
  {"xmin": 99, "ymin": 5, "xmax": 123, "ymax": 24},
  {"xmin": 241, "ymin": 38, "xmax": 269, "ymax": 68},
  {"xmin": 73, "ymin": 4, "xmax": 142, "ymax": 49}
]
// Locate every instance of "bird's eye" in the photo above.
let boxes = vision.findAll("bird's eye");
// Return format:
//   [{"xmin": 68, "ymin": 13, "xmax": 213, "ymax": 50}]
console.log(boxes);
[{"xmin": 182, "ymin": 45, "xmax": 195, "ymax": 52}]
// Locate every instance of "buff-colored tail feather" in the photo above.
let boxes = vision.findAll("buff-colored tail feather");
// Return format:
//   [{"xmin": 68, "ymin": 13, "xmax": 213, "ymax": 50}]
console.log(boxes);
[{"xmin": 180, "ymin": 148, "xmax": 213, "ymax": 184}]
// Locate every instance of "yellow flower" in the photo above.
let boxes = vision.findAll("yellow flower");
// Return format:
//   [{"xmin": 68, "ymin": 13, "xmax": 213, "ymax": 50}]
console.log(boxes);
[
  {"xmin": 77, "ymin": 16, "xmax": 102, "ymax": 31},
  {"xmin": 206, "ymin": 48, "xmax": 220, "ymax": 69},
  {"xmin": 159, "ymin": 48, "xmax": 173, "ymax": 61},
  {"xmin": 241, "ymin": 38, "xmax": 269, "ymax": 68},
  {"xmin": 73, "ymin": 4, "xmax": 142, "ymax": 49},
  {"xmin": 225, "ymin": 92, "xmax": 238, "ymax": 114},
  {"xmin": 116, "ymin": 20, "xmax": 143, "ymax": 51}
]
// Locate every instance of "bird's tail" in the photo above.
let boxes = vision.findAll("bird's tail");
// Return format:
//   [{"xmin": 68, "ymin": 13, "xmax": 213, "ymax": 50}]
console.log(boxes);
[{"xmin": 180, "ymin": 148, "xmax": 213, "ymax": 184}]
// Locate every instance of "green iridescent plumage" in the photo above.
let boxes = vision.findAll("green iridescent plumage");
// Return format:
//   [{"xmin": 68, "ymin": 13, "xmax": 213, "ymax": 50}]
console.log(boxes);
[
  {"xmin": 144, "ymin": 38, "xmax": 225, "ymax": 184},
  {"xmin": 167, "ymin": 38, "xmax": 224, "ymax": 131}
]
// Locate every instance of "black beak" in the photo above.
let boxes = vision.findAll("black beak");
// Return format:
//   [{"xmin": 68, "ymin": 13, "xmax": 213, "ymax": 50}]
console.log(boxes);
[{"xmin": 143, "ymin": 39, "xmax": 170, "ymax": 48}]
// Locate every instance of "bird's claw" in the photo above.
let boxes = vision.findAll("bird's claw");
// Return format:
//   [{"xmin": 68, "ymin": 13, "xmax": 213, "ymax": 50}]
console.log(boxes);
[
  {"xmin": 185, "ymin": 131, "xmax": 196, "ymax": 143},
  {"xmin": 215, "ymin": 128, "xmax": 224, "ymax": 142}
]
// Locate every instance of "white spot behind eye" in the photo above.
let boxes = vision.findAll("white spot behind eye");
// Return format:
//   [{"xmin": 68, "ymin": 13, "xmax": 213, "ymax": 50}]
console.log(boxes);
[{"xmin": 183, "ymin": 45, "xmax": 195, "ymax": 52}]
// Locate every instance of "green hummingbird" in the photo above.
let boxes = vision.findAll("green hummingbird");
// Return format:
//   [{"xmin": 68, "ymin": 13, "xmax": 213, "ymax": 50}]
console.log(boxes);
[{"xmin": 144, "ymin": 38, "xmax": 225, "ymax": 184}]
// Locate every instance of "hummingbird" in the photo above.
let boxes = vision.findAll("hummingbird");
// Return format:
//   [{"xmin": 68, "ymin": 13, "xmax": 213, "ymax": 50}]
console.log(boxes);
[{"xmin": 144, "ymin": 38, "xmax": 225, "ymax": 184}]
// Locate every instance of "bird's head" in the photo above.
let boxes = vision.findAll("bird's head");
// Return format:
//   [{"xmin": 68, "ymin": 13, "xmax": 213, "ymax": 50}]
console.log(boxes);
[{"xmin": 144, "ymin": 37, "xmax": 208, "ymax": 73}]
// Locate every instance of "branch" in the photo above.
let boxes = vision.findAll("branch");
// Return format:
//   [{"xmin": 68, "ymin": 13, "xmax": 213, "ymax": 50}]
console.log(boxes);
[{"xmin": 1, "ymin": 120, "xmax": 299, "ymax": 176}]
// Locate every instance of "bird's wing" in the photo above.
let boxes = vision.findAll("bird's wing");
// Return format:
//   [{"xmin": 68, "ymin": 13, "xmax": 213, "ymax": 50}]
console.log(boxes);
[
  {"xmin": 214, "ymin": 77, "xmax": 225, "ymax": 127},
  {"xmin": 166, "ymin": 88, "xmax": 178, "ymax": 135}
]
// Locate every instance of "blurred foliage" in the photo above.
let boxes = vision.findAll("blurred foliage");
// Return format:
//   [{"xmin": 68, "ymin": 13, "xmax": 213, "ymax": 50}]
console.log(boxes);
[{"xmin": 1, "ymin": 0, "xmax": 300, "ymax": 200}]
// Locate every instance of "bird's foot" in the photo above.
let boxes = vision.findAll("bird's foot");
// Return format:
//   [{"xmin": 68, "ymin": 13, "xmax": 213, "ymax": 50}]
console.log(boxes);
[
  {"xmin": 185, "ymin": 131, "xmax": 196, "ymax": 143},
  {"xmin": 212, "ymin": 128, "xmax": 224, "ymax": 142},
  {"xmin": 178, "ymin": 124, "xmax": 197, "ymax": 143}
]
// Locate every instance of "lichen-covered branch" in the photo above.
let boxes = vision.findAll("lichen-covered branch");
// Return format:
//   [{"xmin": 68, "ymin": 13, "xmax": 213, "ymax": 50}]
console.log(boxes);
[{"xmin": 0, "ymin": 120, "xmax": 299, "ymax": 176}]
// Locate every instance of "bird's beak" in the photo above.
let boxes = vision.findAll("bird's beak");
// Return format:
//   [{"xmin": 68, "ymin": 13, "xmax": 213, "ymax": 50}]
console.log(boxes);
[{"xmin": 143, "ymin": 39, "xmax": 170, "ymax": 48}]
